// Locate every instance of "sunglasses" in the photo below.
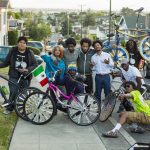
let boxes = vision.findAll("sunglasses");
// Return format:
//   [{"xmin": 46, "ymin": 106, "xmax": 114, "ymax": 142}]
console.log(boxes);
[
  {"xmin": 125, "ymin": 85, "xmax": 131, "ymax": 88},
  {"xmin": 121, "ymin": 64, "xmax": 127, "ymax": 67}
]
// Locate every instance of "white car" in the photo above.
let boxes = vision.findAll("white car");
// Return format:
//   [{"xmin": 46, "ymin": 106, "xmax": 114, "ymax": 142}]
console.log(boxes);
[{"xmin": 27, "ymin": 41, "xmax": 44, "ymax": 51}]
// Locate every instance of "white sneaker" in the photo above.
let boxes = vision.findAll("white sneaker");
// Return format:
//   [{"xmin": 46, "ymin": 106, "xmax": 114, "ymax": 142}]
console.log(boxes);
[{"xmin": 3, "ymin": 109, "xmax": 12, "ymax": 115}]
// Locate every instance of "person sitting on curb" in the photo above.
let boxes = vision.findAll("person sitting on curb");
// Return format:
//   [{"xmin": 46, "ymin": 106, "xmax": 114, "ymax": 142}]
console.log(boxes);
[{"xmin": 102, "ymin": 81, "xmax": 150, "ymax": 138}]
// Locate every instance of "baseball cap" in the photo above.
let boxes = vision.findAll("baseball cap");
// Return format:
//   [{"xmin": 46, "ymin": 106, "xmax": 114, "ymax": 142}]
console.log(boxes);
[{"xmin": 121, "ymin": 58, "xmax": 129, "ymax": 65}]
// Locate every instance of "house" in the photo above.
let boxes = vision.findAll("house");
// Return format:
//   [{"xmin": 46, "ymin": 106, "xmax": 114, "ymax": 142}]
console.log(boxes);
[
  {"xmin": 8, "ymin": 16, "xmax": 24, "ymax": 36},
  {"xmin": 88, "ymin": 26, "xmax": 107, "ymax": 40},
  {"xmin": 0, "ymin": 0, "xmax": 10, "ymax": 46},
  {"xmin": 118, "ymin": 15, "xmax": 150, "ymax": 41}
]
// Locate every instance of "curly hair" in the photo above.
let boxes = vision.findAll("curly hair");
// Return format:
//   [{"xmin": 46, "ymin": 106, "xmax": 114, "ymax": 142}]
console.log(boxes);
[
  {"xmin": 53, "ymin": 45, "xmax": 64, "ymax": 59},
  {"xmin": 92, "ymin": 39, "xmax": 103, "ymax": 48},
  {"xmin": 80, "ymin": 38, "xmax": 92, "ymax": 47},
  {"xmin": 65, "ymin": 38, "xmax": 76, "ymax": 46}
]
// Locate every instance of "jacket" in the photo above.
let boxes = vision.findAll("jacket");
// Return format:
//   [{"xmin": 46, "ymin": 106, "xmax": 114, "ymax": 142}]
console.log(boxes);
[
  {"xmin": 77, "ymin": 48, "xmax": 95, "ymax": 75},
  {"xmin": 0, "ymin": 46, "xmax": 37, "ymax": 79}
]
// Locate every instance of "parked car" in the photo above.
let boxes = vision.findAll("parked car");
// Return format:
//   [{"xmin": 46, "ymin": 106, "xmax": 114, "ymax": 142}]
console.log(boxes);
[
  {"xmin": 48, "ymin": 41, "xmax": 58, "ymax": 48},
  {"xmin": 0, "ymin": 46, "xmax": 43, "ymax": 65},
  {"xmin": 27, "ymin": 41, "xmax": 44, "ymax": 51}
]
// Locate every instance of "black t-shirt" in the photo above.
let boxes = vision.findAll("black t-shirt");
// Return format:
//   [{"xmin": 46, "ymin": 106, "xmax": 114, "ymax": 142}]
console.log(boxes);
[{"xmin": 15, "ymin": 50, "xmax": 29, "ymax": 76}]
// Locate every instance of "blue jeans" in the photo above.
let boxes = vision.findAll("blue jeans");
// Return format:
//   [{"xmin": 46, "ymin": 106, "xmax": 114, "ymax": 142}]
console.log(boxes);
[
  {"xmin": 7, "ymin": 77, "xmax": 29, "ymax": 111},
  {"xmin": 94, "ymin": 74, "xmax": 111, "ymax": 102}
]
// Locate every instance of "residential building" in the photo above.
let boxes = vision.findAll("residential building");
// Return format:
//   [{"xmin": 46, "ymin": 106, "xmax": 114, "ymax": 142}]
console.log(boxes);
[{"xmin": 0, "ymin": 0, "xmax": 10, "ymax": 46}]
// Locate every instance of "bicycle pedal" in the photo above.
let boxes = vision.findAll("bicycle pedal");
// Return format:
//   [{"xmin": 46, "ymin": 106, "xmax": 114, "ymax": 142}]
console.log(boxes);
[{"xmin": 1, "ymin": 103, "xmax": 10, "ymax": 107}]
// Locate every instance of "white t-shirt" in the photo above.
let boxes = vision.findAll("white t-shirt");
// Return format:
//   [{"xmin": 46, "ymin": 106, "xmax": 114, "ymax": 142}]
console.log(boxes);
[{"xmin": 121, "ymin": 65, "xmax": 144, "ymax": 85}]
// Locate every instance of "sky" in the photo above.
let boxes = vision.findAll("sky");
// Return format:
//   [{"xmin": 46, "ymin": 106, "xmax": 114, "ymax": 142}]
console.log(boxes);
[{"xmin": 10, "ymin": 0, "xmax": 150, "ymax": 12}]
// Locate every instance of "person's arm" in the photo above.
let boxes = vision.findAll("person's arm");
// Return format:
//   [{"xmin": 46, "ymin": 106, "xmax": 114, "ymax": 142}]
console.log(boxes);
[
  {"xmin": 27, "ymin": 50, "xmax": 38, "ymax": 73},
  {"xmin": 119, "ymin": 93, "xmax": 133, "ymax": 101},
  {"xmin": 136, "ymin": 76, "xmax": 142, "ymax": 90}
]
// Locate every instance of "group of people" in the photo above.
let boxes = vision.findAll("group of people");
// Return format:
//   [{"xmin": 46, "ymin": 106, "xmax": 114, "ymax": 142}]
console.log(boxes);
[{"xmin": 0, "ymin": 36, "xmax": 150, "ymax": 139}]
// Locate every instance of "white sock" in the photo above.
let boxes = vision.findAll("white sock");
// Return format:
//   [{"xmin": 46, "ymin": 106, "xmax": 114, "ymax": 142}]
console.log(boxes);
[{"xmin": 112, "ymin": 123, "xmax": 122, "ymax": 132}]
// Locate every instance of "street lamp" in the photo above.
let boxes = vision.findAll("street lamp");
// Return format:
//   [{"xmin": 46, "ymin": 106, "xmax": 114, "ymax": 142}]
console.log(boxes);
[{"xmin": 80, "ymin": 4, "xmax": 85, "ymax": 39}]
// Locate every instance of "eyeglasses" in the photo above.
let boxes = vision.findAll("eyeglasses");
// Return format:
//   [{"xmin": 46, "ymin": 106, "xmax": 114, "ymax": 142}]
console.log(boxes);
[{"xmin": 121, "ymin": 64, "xmax": 127, "ymax": 67}]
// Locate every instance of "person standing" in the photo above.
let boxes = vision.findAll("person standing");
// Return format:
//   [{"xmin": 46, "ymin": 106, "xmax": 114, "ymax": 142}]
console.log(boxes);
[
  {"xmin": 63, "ymin": 37, "xmax": 79, "ymax": 70},
  {"xmin": 0, "ymin": 36, "xmax": 37, "ymax": 114},
  {"xmin": 125, "ymin": 39, "xmax": 143, "ymax": 69},
  {"xmin": 91, "ymin": 39, "xmax": 114, "ymax": 102},
  {"xmin": 77, "ymin": 38, "xmax": 95, "ymax": 94}
]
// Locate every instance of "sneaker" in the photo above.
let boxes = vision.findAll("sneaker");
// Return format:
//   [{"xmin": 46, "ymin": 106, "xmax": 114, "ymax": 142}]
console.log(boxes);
[
  {"xmin": 130, "ymin": 126, "xmax": 145, "ymax": 134},
  {"xmin": 3, "ymin": 109, "xmax": 12, "ymax": 115},
  {"xmin": 102, "ymin": 130, "xmax": 118, "ymax": 138}
]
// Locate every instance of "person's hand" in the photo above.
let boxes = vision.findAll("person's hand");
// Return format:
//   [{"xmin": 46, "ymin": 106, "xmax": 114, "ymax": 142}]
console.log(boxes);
[
  {"xmin": 89, "ymin": 61, "xmax": 96, "ymax": 67},
  {"xmin": 18, "ymin": 68, "xmax": 28, "ymax": 73},
  {"xmin": 104, "ymin": 58, "xmax": 109, "ymax": 64},
  {"xmin": 118, "ymin": 94, "xmax": 125, "ymax": 101},
  {"xmin": 53, "ymin": 60, "xmax": 58, "ymax": 65},
  {"xmin": 57, "ymin": 69, "xmax": 62, "ymax": 75}
]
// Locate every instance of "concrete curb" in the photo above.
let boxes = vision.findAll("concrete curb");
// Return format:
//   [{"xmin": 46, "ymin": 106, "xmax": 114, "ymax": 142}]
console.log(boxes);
[{"xmin": 109, "ymin": 117, "xmax": 136, "ymax": 146}]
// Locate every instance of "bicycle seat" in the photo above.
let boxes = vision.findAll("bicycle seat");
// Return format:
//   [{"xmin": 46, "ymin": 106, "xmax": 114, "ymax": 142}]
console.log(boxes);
[
  {"xmin": 142, "ymin": 84, "xmax": 150, "ymax": 92},
  {"xmin": 107, "ymin": 33, "xmax": 114, "ymax": 37}
]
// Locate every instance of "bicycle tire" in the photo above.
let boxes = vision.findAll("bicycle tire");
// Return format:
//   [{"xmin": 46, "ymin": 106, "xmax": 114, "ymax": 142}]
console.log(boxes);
[
  {"xmin": 68, "ymin": 93, "xmax": 101, "ymax": 126},
  {"xmin": 139, "ymin": 36, "xmax": 150, "ymax": 62},
  {"xmin": 14, "ymin": 87, "xmax": 40, "ymax": 121},
  {"xmin": 24, "ymin": 91, "xmax": 56, "ymax": 125},
  {"xmin": 100, "ymin": 92, "xmax": 116, "ymax": 122},
  {"xmin": 109, "ymin": 46, "xmax": 129, "ymax": 65}
]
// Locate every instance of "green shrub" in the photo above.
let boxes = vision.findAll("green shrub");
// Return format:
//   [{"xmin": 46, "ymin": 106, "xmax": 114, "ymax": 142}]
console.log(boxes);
[
  {"xmin": 27, "ymin": 46, "xmax": 40, "ymax": 55},
  {"xmin": 8, "ymin": 30, "xmax": 18, "ymax": 45}
]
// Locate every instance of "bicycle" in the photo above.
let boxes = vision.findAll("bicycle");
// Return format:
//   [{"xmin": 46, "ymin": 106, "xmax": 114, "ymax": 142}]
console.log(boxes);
[
  {"xmin": 104, "ymin": 8, "xmax": 150, "ymax": 66},
  {"xmin": 0, "ymin": 73, "xmax": 39, "ymax": 120},
  {"xmin": 23, "ymin": 71, "xmax": 101, "ymax": 125},
  {"xmin": 99, "ymin": 71, "xmax": 150, "ymax": 122}
]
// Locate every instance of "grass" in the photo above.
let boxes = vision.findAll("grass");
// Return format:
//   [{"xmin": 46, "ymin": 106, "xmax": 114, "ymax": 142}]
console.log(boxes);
[
  {"xmin": 0, "ymin": 67, "xmax": 9, "ymax": 74},
  {"xmin": 0, "ymin": 67, "xmax": 17, "ymax": 150},
  {"xmin": 0, "ymin": 108, "xmax": 17, "ymax": 150}
]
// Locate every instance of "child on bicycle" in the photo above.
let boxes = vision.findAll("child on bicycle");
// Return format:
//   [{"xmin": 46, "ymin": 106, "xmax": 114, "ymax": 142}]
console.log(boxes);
[{"xmin": 56, "ymin": 63, "xmax": 84, "ymax": 95}]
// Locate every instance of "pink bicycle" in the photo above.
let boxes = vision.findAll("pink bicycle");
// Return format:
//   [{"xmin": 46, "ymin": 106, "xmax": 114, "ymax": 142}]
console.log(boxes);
[{"xmin": 23, "ymin": 71, "xmax": 101, "ymax": 125}]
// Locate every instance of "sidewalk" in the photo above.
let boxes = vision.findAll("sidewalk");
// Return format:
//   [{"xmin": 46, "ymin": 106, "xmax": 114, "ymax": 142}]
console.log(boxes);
[{"xmin": 9, "ymin": 112, "xmax": 106, "ymax": 150}]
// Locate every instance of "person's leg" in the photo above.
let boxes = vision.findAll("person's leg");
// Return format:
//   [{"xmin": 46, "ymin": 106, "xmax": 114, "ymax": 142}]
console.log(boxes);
[
  {"xmin": 94, "ymin": 75, "xmax": 103, "ymax": 103},
  {"xmin": 85, "ymin": 75, "xmax": 93, "ymax": 94},
  {"xmin": 103, "ymin": 74, "xmax": 111, "ymax": 97},
  {"xmin": 7, "ymin": 78, "xmax": 19, "ymax": 111}
]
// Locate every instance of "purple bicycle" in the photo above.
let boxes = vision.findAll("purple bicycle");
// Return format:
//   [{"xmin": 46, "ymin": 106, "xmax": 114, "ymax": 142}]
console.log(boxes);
[{"xmin": 23, "ymin": 71, "xmax": 101, "ymax": 125}]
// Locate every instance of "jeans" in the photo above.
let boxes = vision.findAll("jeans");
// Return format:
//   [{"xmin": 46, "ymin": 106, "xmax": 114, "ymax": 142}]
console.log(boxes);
[
  {"xmin": 95, "ymin": 74, "xmax": 111, "ymax": 102},
  {"xmin": 7, "ymin": 77, "xmax": 29, "ymax": 111},
  {"xmin": 84, "ymin": 74, "xmax": 93, "ymax": 94}
]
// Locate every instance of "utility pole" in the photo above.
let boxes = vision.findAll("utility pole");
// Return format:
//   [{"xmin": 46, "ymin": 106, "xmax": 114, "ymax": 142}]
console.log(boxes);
[
  {"xmin": 67, "ymin": 13, "xmax": 69, "ymax": 38},
  {"xmin": 108, "ymin": 0, "xmax": 112, "ymax": 42},
  {"xmin": 80, "ymin": 4, "xmax": 85, "ymax": 39}
]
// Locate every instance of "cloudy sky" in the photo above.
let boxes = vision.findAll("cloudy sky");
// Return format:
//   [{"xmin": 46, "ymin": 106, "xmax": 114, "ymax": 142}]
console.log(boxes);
[{"xmin": 10, "ymin": 0, "xmax": 150, "ymax": 12}]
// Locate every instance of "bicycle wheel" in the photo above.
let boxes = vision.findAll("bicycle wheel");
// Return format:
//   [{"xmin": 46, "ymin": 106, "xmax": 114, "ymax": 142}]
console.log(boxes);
[
  {"xmin": 24, "ymin": 91, "xmax": 56, "ymax": 125},
  {"xmin": 139, "ymin": 36, "xmax": 150, "ymax": 62},
  {"xmin": 68, "ymin": 93, "xmax": 100, "ymax": 126},
  {"xmin": 109, "ymin": 46, "xmax": 129, "ymax": 66},
  {"xmin": 14, "ymin": 87, "xmax": 40, "ymax": 121},
  {"xmin": 100, "ymin": 92, "xmax": 116, "ymax": 122}
]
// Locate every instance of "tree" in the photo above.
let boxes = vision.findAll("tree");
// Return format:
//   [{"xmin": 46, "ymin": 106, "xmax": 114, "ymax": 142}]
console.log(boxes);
[
  {"xmin": 120, "ymin": 7, "xmax": 136, "ymax": 16},
  {"xmin": 82, "ymin": 10, "xmax": 96, "ymax": 27}
]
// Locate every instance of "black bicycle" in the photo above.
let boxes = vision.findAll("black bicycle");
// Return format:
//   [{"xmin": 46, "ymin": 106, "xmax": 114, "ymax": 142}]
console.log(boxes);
[{"xmin": 0, "ymin": 74, "xmax": 40, "ymax": 120}]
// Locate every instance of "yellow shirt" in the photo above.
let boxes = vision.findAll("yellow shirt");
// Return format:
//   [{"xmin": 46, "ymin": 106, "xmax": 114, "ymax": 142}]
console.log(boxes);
[{"xmin": 130, "ymin": 90, "xmax": 150, "ymax": 116}]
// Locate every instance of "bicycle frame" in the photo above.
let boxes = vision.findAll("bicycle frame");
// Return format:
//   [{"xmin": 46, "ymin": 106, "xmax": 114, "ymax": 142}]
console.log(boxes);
[{"xmin": 47, "ymin": 82, "xmax": 80, "ymax": 108}]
